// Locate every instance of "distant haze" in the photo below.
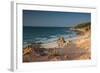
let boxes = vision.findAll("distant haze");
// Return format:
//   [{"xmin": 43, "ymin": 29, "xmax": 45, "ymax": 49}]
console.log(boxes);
[{"xmin": 23, "ymin": 10, "xmax": 91, "ymax": 27}]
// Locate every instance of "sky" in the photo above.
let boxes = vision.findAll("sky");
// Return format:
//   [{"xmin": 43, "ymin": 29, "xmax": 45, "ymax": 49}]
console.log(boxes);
[{"xmin": 23, "ymin": 10, "xmax": 91, "ymax": 27}]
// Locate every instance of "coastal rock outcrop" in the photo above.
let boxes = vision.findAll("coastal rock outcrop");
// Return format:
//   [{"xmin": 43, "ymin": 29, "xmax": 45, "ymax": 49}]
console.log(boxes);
[{"xmin": 57, "ymin": 37, "xmax": 66, "ymax": 48}]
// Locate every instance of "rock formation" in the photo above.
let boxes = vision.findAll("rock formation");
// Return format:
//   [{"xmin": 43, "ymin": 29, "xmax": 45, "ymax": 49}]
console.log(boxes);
[{"xmin": 57, "ymin": 37, "xmax": 66, "ymax": 48}]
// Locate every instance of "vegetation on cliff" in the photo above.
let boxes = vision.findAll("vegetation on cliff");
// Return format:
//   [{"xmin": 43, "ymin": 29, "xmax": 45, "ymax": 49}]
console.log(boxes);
[{"xmin": 74, "ymin": 22, "xmax": 91, "ymax": 30}]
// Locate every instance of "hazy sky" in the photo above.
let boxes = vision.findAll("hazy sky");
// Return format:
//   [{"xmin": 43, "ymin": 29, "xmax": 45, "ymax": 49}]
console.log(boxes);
[{"xmin": 23, "ymin": 10, "xmax": 91, "ymax": 27}]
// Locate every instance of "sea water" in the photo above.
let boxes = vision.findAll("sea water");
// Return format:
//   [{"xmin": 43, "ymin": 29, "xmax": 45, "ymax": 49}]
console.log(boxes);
[{"xmin": 23, "ymin": 26, "xmax": 77, "ymax": 47}]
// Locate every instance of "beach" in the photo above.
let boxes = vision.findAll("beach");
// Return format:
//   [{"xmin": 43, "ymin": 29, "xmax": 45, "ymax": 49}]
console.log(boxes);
[
  {"xmin": 41, "ymin": 31, "xmax": 90, "ymax": 49},
  {"xmin": 23, "ymin": 23, "xmax": 91, "ymax": 63},
  {"xmin": 23, "ymin": 26, "xmax": 91, "ymax": 62},
  {"xmin": 23, "ymin": 9, "xmax": 91, "ymax": 62}
]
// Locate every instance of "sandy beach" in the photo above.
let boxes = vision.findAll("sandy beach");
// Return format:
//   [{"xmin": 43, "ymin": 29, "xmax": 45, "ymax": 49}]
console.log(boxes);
[
  {"xmin": 23, "ymin": 22, "xmax": 91, "ymax": 62},
  {"xmin": 41, "ymin": 30, "xmax": 90, "ymax": 49},
  {"xmin": 23, "ymin": 30, "xmax": 91, "ymax": 62}
]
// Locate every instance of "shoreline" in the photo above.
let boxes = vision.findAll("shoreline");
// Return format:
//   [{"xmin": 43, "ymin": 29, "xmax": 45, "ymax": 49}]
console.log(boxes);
[
  {"xmin": 23, "ymin": 34, "xmax": 77, "ymax": 48},
  {"xmin": 23, "ymin": 26, "xmax": 91, "ymax": 62},
  {"xmin": 23, "ymin": 28, "xmax": 90, "ymax": 49},
  {"xmin": 41, "ymin": 31, "xmax": 90, "ymax": 48},
  {"xmin": 23, "ymin": 22, "xmax": 91, "ymax": 62}
]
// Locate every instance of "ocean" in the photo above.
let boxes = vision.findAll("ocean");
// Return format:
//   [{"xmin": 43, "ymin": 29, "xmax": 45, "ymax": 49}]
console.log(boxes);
[{"xmin": 23, "ymin": 26, "xmax": 77, "ymax": 47}]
